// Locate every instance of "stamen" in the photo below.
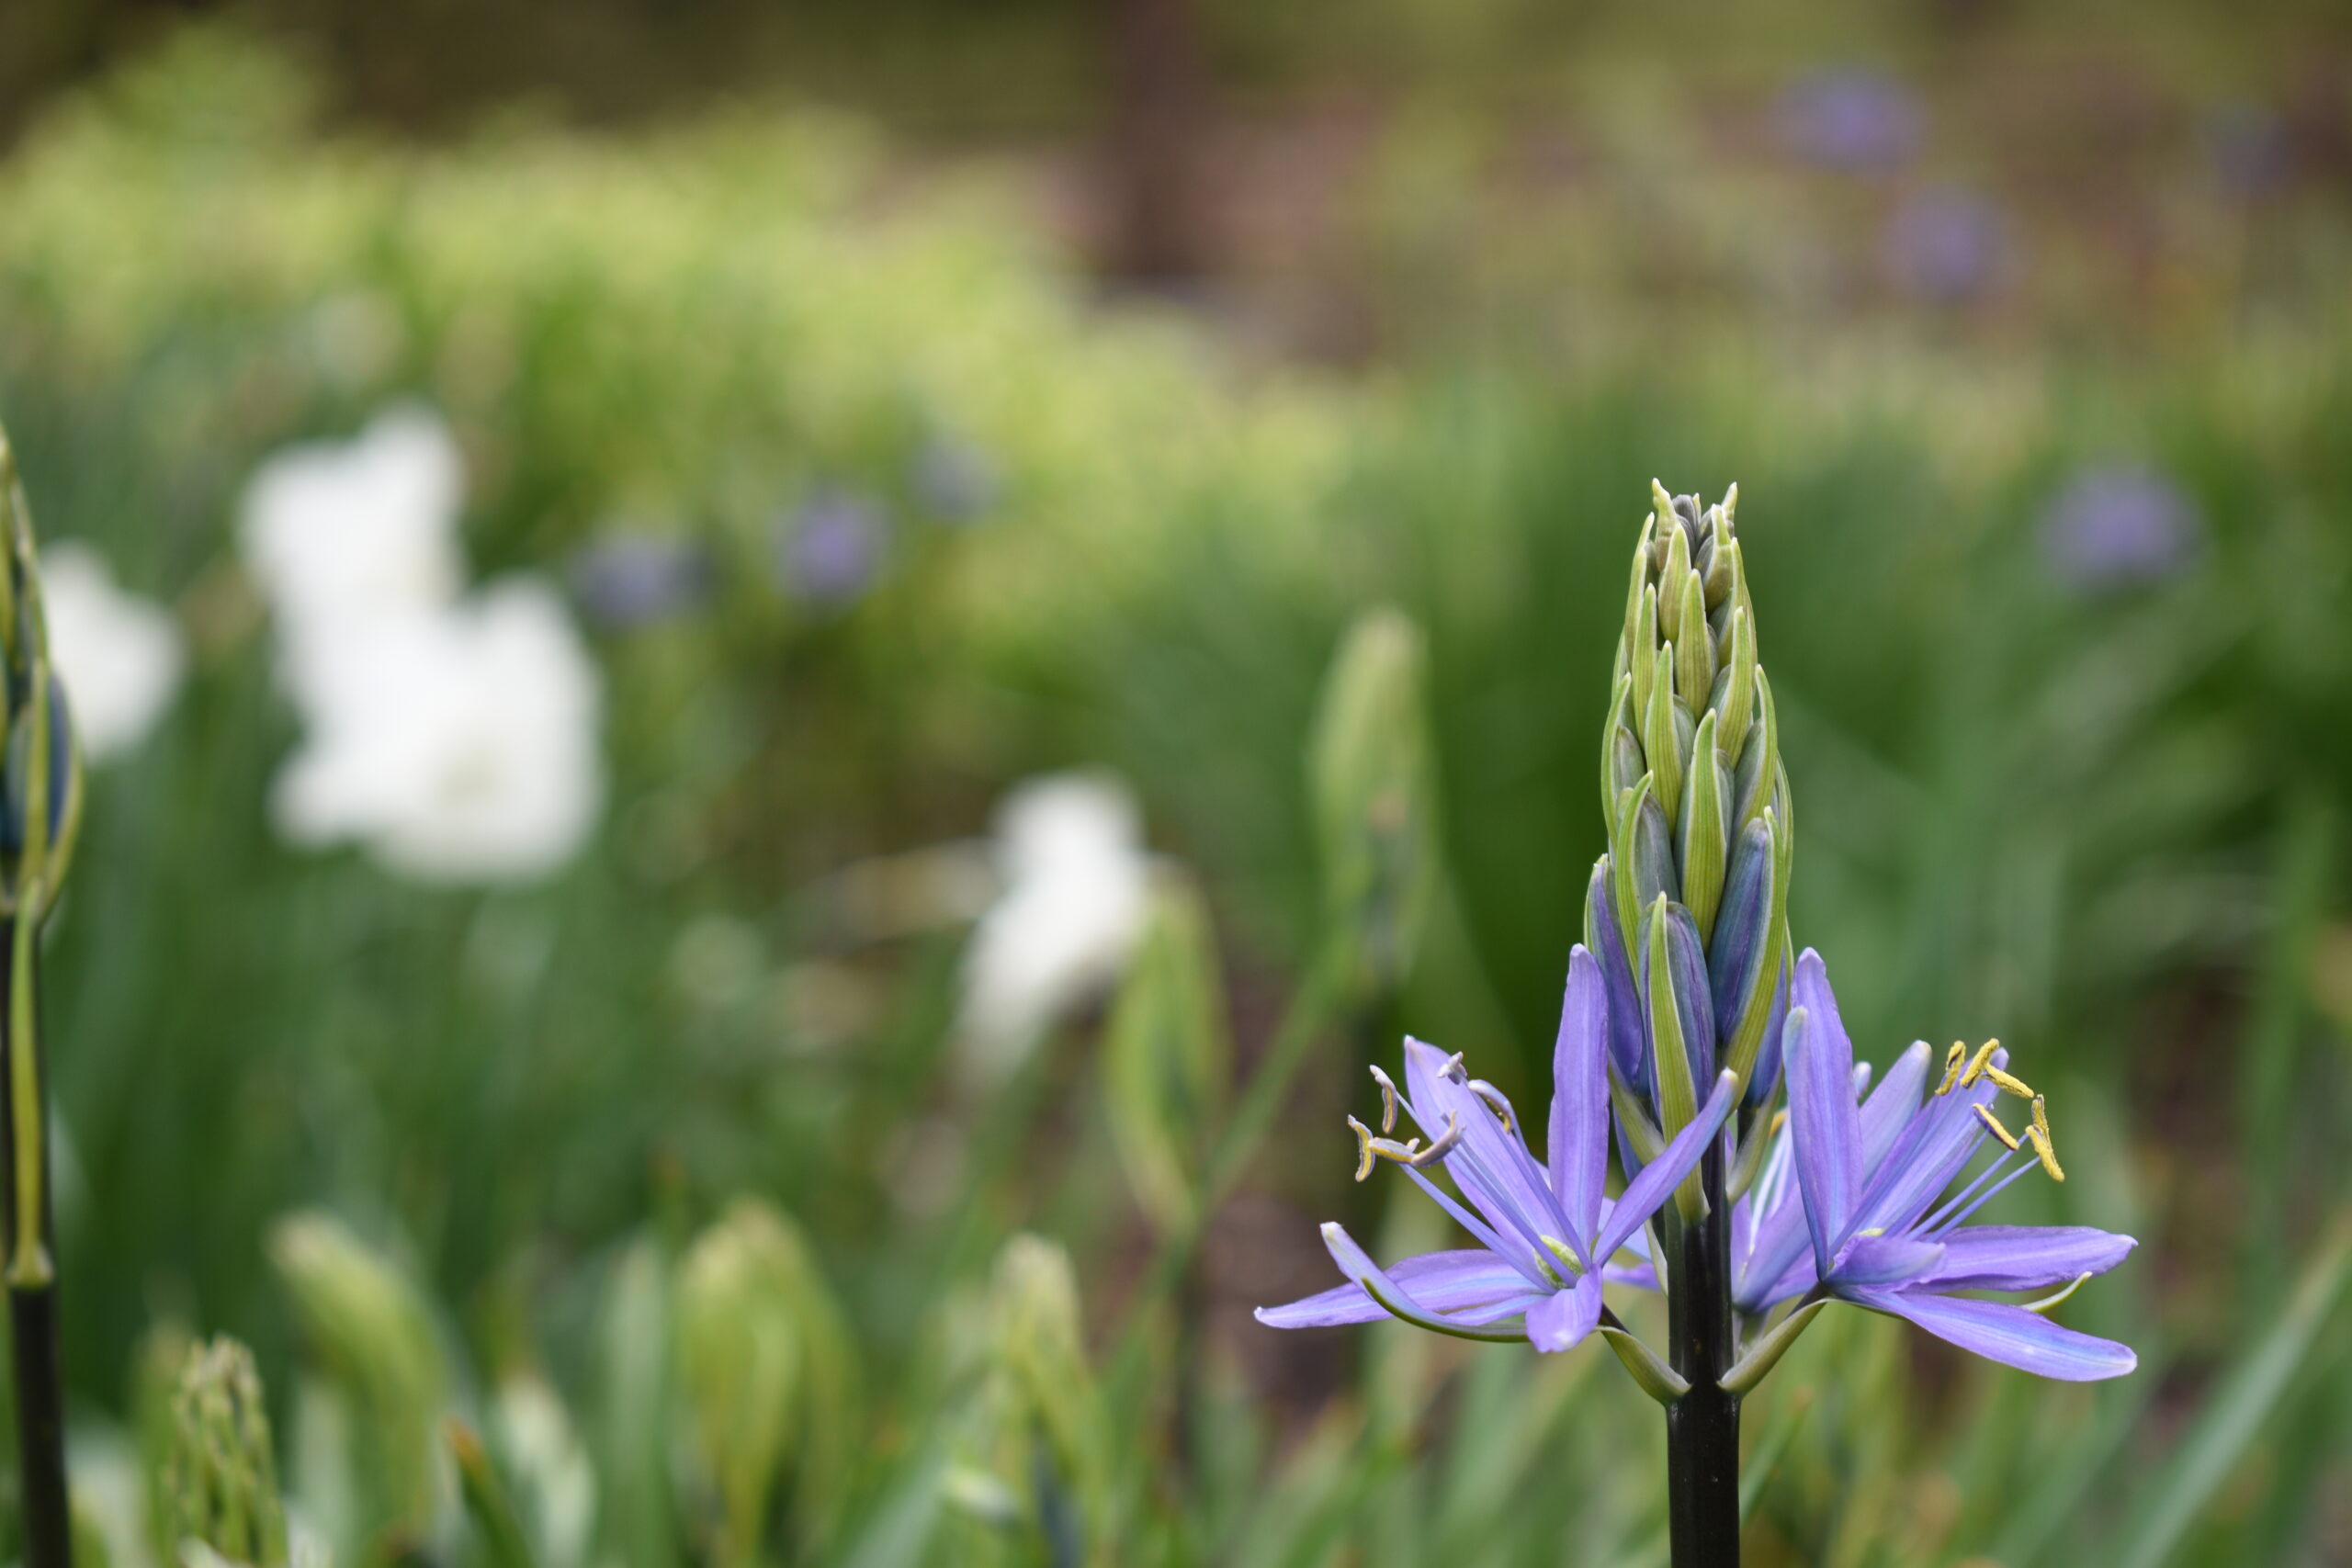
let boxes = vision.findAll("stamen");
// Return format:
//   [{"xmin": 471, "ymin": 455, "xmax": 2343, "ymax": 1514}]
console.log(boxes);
[
  {"xmin": 1369, "ymin": 1066, "xmax": 1401, "ymax": 1134},
  {"xmin": 1770, "ymin": 1107, "xmax": 1789, "ymax": 1137},
  {"xmin": 1957, "ymin": 1040, "xmax": 2002, "ymax": 1089},
  {"xmin": 1935, "ymin": 1042, "xmax": 1967, "ymax": 1096},
  {"xmin": 2029, "ymin": 1096, "xmax": 2065, "ymax": 1180},
  {"xmin": 1928, "ymin": 1152, "xmax": 2040, "ymax": 1235},
  {"xmin": 1983, "ymin": 1065, "xmax": 2036, "ymax": 1100},
  {"xmin": 1349, "ymin": 1116, "xmax": 1424, "ymax": 1182},
  {"xmin": 1973, "ymin": 1103, "xmax": 2021, "ymax": 1151},
  {"xmin": 1407, "ymin": 1112, "xmax": 1466, "ymax": 1168},
  {"xmin": 1438, "ymin": 1051, "xmax": 1470, "ymax": 1084},
  {"xmin": 2023, "ymin": 1272, "xmax": 2092, "ymax": 1314},
  {"xmin": 1918, "ymin": 1144, "xmax": 2029, "ymax": 1235},
  {"xmin": 1468, "ymin": 1079, "xmax": 1517, "ymax": 1134}
]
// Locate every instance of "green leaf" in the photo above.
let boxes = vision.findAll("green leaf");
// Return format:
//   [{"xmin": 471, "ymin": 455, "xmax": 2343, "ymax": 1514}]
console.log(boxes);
[
  {"xmin": 1103, "ymin": 874, "xmax": 1230, "ymax": 1233},
  {"xmin": 2112, "ymin": 1206, "xmax": 2352, "ymax": 1568},
  {"xmin": 1721, "ymin": 1300, "xmax": 1828, "ymax": 1395},
  {"xmin": 1599, "ymin": 1325, "xmax": 1690, "ymax": 1405}
]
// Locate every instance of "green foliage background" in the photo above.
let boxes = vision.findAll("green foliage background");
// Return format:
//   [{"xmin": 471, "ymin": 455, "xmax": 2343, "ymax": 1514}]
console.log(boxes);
[{"xmin": 2, "ymin": 19, "xmax": 2350, "ymax": 1568}]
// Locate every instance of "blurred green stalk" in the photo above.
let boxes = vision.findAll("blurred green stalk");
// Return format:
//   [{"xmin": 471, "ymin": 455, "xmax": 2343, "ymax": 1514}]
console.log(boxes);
[{"xmin": 0, "ymin": 428, "xmax": 82, "ymax": 1568}]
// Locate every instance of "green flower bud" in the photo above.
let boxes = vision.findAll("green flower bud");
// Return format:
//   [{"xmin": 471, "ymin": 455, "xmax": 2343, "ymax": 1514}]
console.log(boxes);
[
  {"xmin": 1600, "ymin": 484, "xmax": 1793, "ymax": 1112},
  {"xmin": 673, "ymin": 1198, "xmax": 857, "ymax": 1568},
  {"xmin": 1102, "ymin": 872, "xmax": 1229, "ymax": 1233},
  {"xmin": 944, "ymin": 1235, "xmax": 1113, "ymax": 1563},
  {"xmin": 1308, "ymin": 606, "xmax": 1438, "ymax": 997},
  {"xmin": 268, "ymin": 1213, "xmax": 449, "ymax": 1553},
  {"xmin": 160, "ymin": 1337, "xmax": 290, "ymax": 1568}
]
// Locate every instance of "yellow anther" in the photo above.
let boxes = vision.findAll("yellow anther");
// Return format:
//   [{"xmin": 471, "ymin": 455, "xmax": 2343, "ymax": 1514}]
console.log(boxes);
[
  {"xmin": 1984, "ymin": 1065, "xmax": 2036, "ymax": 1100},
  {"xmin": 1957, "ymin": 1040, "xmax": 2002, "ymax": 1089},
  {"xmin": 1408, "ymin": 1112, "xmax": 1466, "ymax": 1168},
  {"xmin": 1469, "ymin": 1079, "xmax": 1516, "ymax": 1134},
  {"xmin": 2029, "ymin": 1097, "xmax": 2064, "ymax": 1181},
  {"xmin": 1350, "ymin": 1117, "xmax": 1424, "ymax": 1182},
  {"xmin": 1973, "ymin": 1103, "xmax": 2020, "ymax": 1151},
  {"xmin": 1369, "ymin": 1066, "xmax": 1401, "ymax": 1134},
  {"xmin": 2026, "ymin": 1126, "xmax": 2065, "ymax": 1182},
  {"xmin": 1770, "ymin": 1107, "xmax": 1789, "ymax": 1138},
  {"xmin": 1935, "ymin": 1042, "xmax": 1967, "ymax": 1096}
]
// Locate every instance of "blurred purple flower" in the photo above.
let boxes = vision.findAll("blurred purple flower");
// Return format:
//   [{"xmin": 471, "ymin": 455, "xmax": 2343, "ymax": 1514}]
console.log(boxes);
[
  {"xmin": 2201, "ymin": 101, "xmax": 2291, "ymax": 197},
  {"xmin": 569, "ymin": 532, "xmax": 713, "ymax": 631},
  {"xmin": 778, "ymin": 490, "xmax": 888, "ymax": 604},
  {"xmin": 1779, "ymin": 68, "xmax": 1924, "ymax": 175},
  {"xmin": 911, "ymin": 436, "xmax": 1001, "ymax": 525},
  {"xmin": 2041, "ymin": 465, "xmax": 2200, "ymax": 592},
  {"xmin": 1882, "ymin": 187, "xmax": 2009, "ymax": 303}
]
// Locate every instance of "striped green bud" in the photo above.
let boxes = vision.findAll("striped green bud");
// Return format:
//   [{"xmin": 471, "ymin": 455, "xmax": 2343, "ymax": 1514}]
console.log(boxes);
[
  {"xmin": 674, "ymin": 1198, "xmax": 858, "ymax": 1568},
  {"xmin": 161, "ymin": 1337, "xmax": 289, "ymax": 1568},
  {"xmin": 268, "ymin": 1213, "xmax": 450, "ymax": 1550},
  {"xmin": 1599, "ymin": 484, "xmax": 1792, "ymax": 1116},
  {"xmin": 1309, "ymin": 606, "xmax": 1438, "ymax": 998}
]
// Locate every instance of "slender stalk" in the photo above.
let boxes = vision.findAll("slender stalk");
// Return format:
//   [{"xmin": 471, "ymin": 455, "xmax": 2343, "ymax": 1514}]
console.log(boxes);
[
  {"xmin": 1664, "ymin": 1139, "xmax": 1738, "ymax": 1568},
  {"xmin": 1, "ymin": 915, "xmax": 72, "ymax": 1568},
  {"xmin": 1107, "ymin": 933, "xmax": 1354, "ymax": 1407}
]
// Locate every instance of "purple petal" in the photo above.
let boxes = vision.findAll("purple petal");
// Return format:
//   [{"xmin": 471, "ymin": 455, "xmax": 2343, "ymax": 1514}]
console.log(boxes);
[
  {"xmin": 1256, "ymin": 1247, "xmax": 1537, "ymax": 1328},
  {"xmin": 1526, "ymin": 1272, "xmax": 1603, "ymax": 1353},
  {"xmin": 1639, "ymin": 902, "xmax": 1718, "ymax": 1090},
  {"xmin": 1747, "ymin": 1250, "xmax": 1819, "ymax": 1314},
  {"xmin": 1304, "ymin": 1224, "xmax": 1531, "ymax": 1342},
  {"xmin": 1401, "ymin": 1039, "xmax": 1571, "ymax": 1265},
  {"xmin": 1588, "ymin": 860, "xmax": 1649, "ymax": 1089},
  {"xmin": 1597, "ymin": 1069, "xmax": 1740, "ymax": 1259},
  {"xmin": 1709, "ymin": 820, "xmax": 1774, "ymax": 1039},
  {"xmin": 1550, "ymin": 947, "xmax": 1611, "ymax": 1247},
  {"xmin": 1744, "ymin": 953, "xmax": 1792, "ymax": 1110},
  {"xmin": 1850, "ymin": 1067, "xmax": 2002, "ymax": 1237},
  {"xmin": 1913, "ymin": 1226, "xmax": 2138, "ymax": 1293},
  {"xmin": 1787, "ymin": 950, "xmax": 1862, "ymax": 1275},
  {"xmin": 1859, "ymin": 1042, "xmax": 1932, "ymax": 1174},
  {"xmin": 1849, "ymin": 1288, "xmax": 2138, "ymax": 1382},
  {"xmin": 1831, "ymin": 1233, "xmax": 1946, "ymax": 1286}
]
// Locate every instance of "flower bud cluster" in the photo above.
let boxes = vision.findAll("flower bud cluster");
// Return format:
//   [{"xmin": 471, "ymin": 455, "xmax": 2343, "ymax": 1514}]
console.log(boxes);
[{"xmin": 1591, "ymin": 485, "xmax": 1792, "ymax": 1189}]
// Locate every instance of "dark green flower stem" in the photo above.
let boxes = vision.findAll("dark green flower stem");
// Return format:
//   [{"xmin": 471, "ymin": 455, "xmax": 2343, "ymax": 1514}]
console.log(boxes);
[
  {"xmin": 1664, "ymin": 1138, "xmax": 1738, "ymax": 1568},
  {"xmin": 1, "ymin": 917, "xmax": 72, "ymax": 1568}
]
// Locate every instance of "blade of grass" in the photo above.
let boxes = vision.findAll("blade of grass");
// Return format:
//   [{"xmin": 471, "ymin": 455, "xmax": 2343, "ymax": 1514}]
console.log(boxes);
[{"xmin": 2112, "ymin": 1205, "xmax": 2352, "ymax": 1568}]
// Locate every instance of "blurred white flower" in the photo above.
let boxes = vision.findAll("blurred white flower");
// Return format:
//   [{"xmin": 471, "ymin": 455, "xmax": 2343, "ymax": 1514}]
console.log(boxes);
[
  {"xmin": 271, "ymin": 581, "xmax": 601, "ymax": 884},
  {"xmin": 240, "ymin": 404, "xmax": 464, "ymax": 687},
  {"xmin": 39, "ymin": 540, "xmax": 185, "ymax": 761},
  {"xmin": 956, "ymin": 772, "xmax": 1150, "ymax": 1079},
  {"xmin": 243, "ymin": 401, "xmax": 603, "ymax": 883}
]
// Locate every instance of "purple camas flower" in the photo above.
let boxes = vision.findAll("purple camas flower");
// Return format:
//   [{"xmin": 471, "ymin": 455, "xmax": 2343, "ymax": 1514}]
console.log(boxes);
[
  {"xmin": 2041, "ymin": 465, "xmax": 2199, "ymax": 592},
  {"xmin": 1883, "ymin": 187, "xmax": 2009, "ymax": 303},
  {"xmin": 569, "ymin": 532, "xmax": 713, "ymax": 631},
  {"xmin": 1778, "ymin": 68, "xmax": 1923, "ymax": 175},
  {"xmin": 1731, "ymin": 952, "xmax": 2137, "ymax": 1380},
  {"xmin": 1257, "ymin": 949, "xmax": 1737, "ymax": 1352},
  {"xmin": 778, "ymin": 491, "xmax": 888, "ymax": 604}
]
